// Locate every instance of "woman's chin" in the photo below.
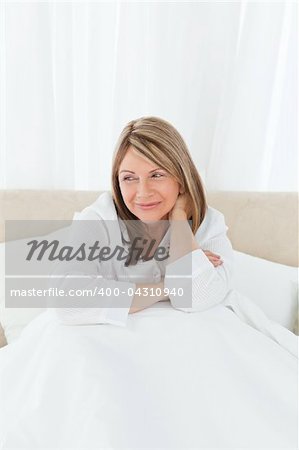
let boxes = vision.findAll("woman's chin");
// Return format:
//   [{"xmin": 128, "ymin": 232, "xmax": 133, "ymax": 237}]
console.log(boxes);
[
  {"xmin": 131, "ymin": 208, "xmax": 170, "ymax": 222},
  {"xmin": 139, "ymin": 214, "xmax": 169, "ymax": 223}
]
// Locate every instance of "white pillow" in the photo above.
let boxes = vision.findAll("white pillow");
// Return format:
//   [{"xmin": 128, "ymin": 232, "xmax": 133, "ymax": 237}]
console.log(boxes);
[
  {"xmin": 232, "ymin": 250, "xmax": 298, "ymax": 333},
  {"xmin": 0, "ymin": 223, "xmax": 74, "ymax": 344}
]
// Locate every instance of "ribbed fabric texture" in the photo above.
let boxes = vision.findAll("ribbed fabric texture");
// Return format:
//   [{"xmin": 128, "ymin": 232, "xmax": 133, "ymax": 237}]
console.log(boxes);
[
  {"xmin": 165, "ymin": 211, "xmax": 234, "ymax": 312},
  {"xmin": 48, "ymin": 211, "xmax": 137, "ymax": 326}
]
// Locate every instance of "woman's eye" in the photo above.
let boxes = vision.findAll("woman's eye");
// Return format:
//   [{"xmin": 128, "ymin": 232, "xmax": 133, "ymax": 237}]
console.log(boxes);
[{"xmin": 122, "ymin": 173, "xmax": 164, "ymax": 182}]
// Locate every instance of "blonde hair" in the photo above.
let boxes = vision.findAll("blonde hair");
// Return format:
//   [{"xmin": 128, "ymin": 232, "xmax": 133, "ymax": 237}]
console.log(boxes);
[{"xmin": 111, "ymin": 116, "xmax": 207, "ymax": 235}]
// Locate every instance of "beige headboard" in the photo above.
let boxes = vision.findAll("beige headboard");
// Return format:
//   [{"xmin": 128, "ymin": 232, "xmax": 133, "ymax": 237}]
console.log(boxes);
[
  {"xmin": 0, "ymin": 190, "xmax": 298, "ymax": 348},
  {"xmin": 0, "ymin": 190, "xmax": 298, "ymax": 266}
]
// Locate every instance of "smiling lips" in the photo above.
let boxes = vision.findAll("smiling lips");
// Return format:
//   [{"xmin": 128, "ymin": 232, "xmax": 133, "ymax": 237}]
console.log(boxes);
[{"xmin": 136, "ymin": 202, "xmax": 161, "ymax": 210}]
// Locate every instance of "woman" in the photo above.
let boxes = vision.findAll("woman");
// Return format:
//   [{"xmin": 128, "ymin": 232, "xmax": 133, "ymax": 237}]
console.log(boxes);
[
  {"xmin": 52, "ymin": 115, "xmax": 233, "ymax": 326},
  {"xmin": 0, "ymin": 116, "xmax": 297, "ymax": 449}
]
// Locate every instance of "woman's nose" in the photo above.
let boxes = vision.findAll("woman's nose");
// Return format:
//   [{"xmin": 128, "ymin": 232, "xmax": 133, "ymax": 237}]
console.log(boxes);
[{"xmin": 136, "ymin": 179, "xmax": 154, "ymax": 198}]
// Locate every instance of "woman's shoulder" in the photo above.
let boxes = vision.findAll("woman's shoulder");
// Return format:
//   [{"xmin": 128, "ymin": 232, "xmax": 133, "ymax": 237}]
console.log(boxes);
[
  {"xmin": 195, "ymin": 205, "xmax": 228, "ymax": 240},
  {"xmin": 71, "ymin": 192, "xmax": 120, "ymax": 246},
  {"xmin": 205, "ymin": 205, "xmax": 227, "ymax": 224},
  {"xmin": 74, "ymin": 191, "xmax": 117, "ymax": 221}
]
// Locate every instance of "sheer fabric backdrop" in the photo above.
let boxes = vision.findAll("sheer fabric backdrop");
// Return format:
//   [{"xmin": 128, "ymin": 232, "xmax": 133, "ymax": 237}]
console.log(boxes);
[{"xmin": 0, "ymin": 1, "xmax": 296, "ymax": 191}]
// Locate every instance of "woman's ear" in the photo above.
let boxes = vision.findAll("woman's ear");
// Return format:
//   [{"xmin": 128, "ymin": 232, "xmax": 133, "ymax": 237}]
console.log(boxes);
[{"xmin": 179, "ymin": 186, "xmax": 184, "ymax": 194}]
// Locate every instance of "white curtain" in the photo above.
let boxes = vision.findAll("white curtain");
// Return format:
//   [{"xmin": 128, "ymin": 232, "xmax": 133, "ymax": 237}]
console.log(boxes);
[{"xmin": 0, "ymin": 1, "xmax": 296, "ymax": 191}]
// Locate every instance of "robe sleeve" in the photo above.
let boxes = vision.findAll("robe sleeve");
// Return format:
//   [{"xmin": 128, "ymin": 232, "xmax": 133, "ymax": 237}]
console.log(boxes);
[
  {"xmin": 164, "ymin": 210, "xmax": 234, "ymax": 312},
  {"xmin": 48, "ymin": 210, "xmax": 135, "ymax": 327}
]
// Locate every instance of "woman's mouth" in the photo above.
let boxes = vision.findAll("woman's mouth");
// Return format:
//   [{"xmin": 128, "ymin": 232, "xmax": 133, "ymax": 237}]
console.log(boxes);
[{"xmin": 136, "ymin": 202, "xmax": 161, "ymax": 210}]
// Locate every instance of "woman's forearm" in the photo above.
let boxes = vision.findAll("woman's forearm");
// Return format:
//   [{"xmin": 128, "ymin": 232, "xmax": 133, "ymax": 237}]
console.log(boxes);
[
  {"xmin": 168, "ymin": 210, "xmax": 200, "ymax": 265},
  {"xmin": 129, "ymin": 215, "xmax": 198, "ymax": 314},
  {"xmin": 128, "ymin": 212, "xmax": 200, "ymax": 314},
  {"xmin": 129, "ymin": 280, "xmax": 168, "ymax": 314}
]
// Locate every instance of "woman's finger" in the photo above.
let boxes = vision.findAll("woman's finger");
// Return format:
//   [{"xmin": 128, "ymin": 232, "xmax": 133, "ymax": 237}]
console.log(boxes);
[
  {"xmin": 206, "ymin": 256, "xmax": 223, "ymax": 266},
  {"xmin": 203, "ymin": 250, "xmax": 220, "ymax": 256},
  {"xmin": 210, "ymin": 261, "xmax": 222, "ymax": 267},
  {"xmin": 203, "ymin": 250, "xmax": 221, "ymax": 258}
]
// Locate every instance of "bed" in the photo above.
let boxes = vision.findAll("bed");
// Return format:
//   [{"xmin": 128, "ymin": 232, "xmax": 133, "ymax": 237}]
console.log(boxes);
[
  {"xmin": 0, "ymin": 190, "xmax": 298, "ymax": 347},
  {"xmin": 0, "ymin": 190, "xmax": 298, "ymax": 449}
]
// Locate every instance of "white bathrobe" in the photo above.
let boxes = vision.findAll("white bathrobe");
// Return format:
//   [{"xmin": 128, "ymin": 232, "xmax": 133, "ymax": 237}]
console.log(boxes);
[{"xmin": 51, "ymin": 190, "xmax": 235, "ymax": 327}]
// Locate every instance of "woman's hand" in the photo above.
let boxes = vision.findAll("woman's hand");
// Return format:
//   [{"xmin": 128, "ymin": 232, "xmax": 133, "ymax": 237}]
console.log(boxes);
[
  {"xmin": 168, "ymin": 192, "xmax": 223, "ymax": 267},
  {"xmin": 203, "ymin": 250, "xmax": 223, "ymax": 267},
  {"xmin": 169, "ymin": 193, "xmax": 193, "ymax": 220}
]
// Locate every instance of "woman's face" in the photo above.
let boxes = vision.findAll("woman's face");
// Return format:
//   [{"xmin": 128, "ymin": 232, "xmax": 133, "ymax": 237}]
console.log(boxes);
[{"xmin": 118, "ymin": 146, "xmax": 181, "ymax": 221}]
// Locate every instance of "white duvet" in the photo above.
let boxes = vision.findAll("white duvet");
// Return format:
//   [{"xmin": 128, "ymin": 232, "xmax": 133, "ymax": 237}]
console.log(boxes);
[{"xmin": 0, "ymin": 289, "xmax": 298, "ymax": 449}]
